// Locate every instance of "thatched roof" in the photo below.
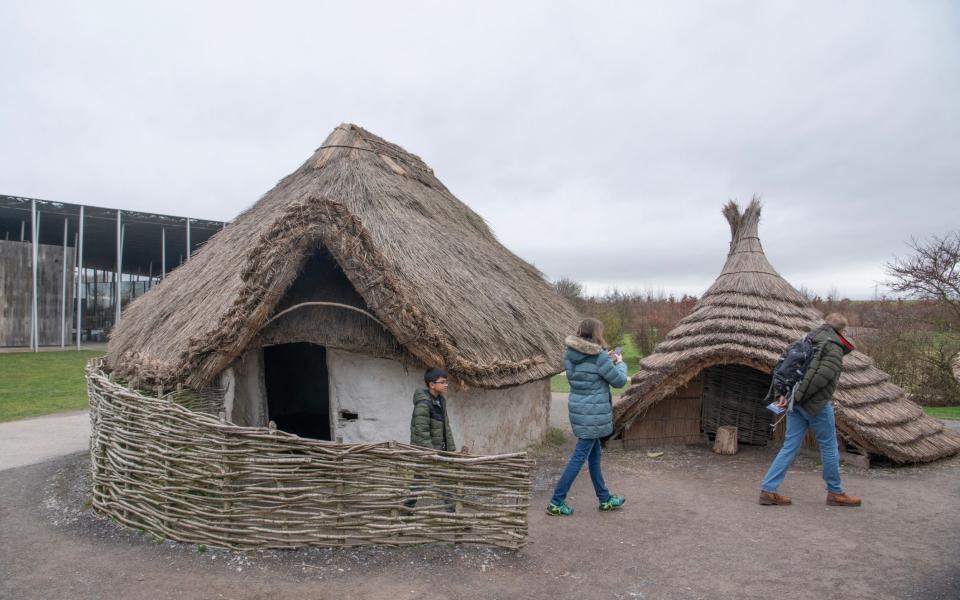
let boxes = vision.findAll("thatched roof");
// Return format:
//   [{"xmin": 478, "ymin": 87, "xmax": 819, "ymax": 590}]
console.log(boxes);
[
  {"xmin": 106, "ymin": 124, "xmax": 580, "ymax": 390},
  {"xmin": 613, "ymin": 199, "xmax": 960, "ymax": 463}
]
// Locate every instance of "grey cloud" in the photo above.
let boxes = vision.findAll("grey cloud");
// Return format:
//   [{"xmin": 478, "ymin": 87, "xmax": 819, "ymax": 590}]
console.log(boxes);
[{"xmin": 1, "ymin": 1, "xmax": 957, "ymax": 299}]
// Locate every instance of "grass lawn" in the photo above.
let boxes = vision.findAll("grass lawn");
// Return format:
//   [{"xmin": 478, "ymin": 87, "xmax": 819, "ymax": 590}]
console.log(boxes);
[
  {"xmin": 550, "ymin": 333, "xmax": 641, "ymax": 394},
  {"xmin": 0, "ymin": 350, "xmax": 103, "ymax": 422},
  {"xmin": 923, "ymin": 406, "xmax": 960, "ymax": 420}
]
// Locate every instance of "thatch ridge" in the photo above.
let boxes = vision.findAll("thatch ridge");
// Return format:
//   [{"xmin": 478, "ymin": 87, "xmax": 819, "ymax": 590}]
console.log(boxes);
[
  {"xmin": 613, "ymin": 198, "xmax": 960, "ymax": 463},
  {"xmin": 107, "ymin": 124, "xmax": 580, "ymax": 389}
]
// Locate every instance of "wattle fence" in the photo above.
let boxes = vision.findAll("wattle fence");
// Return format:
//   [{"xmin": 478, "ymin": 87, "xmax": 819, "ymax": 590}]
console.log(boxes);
[{"xmin": 86, "ymin": 360, "xmax": 532, "ymax": 549}]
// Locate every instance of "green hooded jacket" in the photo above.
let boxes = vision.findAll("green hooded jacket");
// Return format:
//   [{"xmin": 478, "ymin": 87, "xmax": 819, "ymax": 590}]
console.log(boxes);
[
  {"xmin": 794, "ymin": 324, "xmax": 855, "ymax": 415},
  {"xmin": 409, "ymin": 389, "xmax": 456, "ymax": 451}
]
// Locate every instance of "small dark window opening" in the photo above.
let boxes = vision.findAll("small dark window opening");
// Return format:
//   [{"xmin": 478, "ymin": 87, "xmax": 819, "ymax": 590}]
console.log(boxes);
[{"xmin": 339, "ymin": 410, "xmax": 359, "ymax": 421}]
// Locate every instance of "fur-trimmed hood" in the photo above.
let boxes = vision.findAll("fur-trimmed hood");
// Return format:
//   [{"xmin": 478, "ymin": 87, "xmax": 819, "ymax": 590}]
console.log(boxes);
[{"xmin": 565, "ymin": 335, "xmax": 602, "ymax": 356}]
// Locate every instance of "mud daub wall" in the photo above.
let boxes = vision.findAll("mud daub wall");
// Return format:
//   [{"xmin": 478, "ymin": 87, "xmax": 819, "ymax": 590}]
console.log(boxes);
[{"xmin": 0, "ymin": 240, "xmax": 75, "ymax": 346}]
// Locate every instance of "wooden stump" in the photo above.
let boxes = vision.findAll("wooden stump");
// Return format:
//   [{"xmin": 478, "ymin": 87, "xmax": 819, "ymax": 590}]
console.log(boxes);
[{"xmin": 713, "ymin": 426, "xmax": 738, "ymax": 455}]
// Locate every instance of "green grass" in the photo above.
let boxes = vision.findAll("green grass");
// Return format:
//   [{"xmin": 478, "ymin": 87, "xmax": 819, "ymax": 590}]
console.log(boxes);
[
  {"xmin": 0, "ymin": 350, "xmax": 103, "ymax": 422},
  {"xmin": 923, "ymin": 406, "xmax": 960, "ymax": 420},
  {"xmin": 550, "ymin": 334, "xmax": 642, "ymax": 394}
]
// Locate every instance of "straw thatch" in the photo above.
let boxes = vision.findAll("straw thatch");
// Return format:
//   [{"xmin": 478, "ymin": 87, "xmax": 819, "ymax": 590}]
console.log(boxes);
[
  {"xmin": 105, "ymin": 124, "xmax": 579, "ymax": 390},
  {"xmin": 613, "ymin": 199, "xmax": 960, "ymax": 463}
]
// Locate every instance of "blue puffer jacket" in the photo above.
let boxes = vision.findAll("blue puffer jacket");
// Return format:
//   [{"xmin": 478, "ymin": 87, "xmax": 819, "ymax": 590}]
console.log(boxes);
[{"xmin": 564, "ymin": 335, "xmax": 628, "ymax": 439}]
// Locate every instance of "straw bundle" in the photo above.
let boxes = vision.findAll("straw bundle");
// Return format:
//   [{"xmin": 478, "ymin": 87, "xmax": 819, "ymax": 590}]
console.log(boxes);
[
  {"xmin": 613, "ymin": 199, "xmax": 960, "ymax": 463},
  {"xmin": 87, "ymin": 360, "xmax": 532, "ymax": 550}
]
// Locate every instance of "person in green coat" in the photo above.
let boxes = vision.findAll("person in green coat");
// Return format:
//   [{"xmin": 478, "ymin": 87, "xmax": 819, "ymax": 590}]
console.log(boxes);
[
  {"xmin": 759, "ymin": 313, "xmax": 862, "ymax": 507},
  {"xmin": 405, "ymin": 367, "xmax": 456, "ymax": 509},
  {"xmin": 409, "ymin": 367, "xmax": 456, "ymax": 451}
]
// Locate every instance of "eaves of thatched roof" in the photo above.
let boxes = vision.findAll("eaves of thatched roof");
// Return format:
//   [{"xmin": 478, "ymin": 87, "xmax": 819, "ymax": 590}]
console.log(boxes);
[
  {"xmin": 106, "ymin": 124, "xmax": 580, "ymax": 390},
  {"xmin": 613, "ymin": 199, "xmax": 960, "ymax": 464}
]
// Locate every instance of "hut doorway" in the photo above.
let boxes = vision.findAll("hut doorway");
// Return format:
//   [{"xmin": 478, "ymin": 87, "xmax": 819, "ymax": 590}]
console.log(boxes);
[
  {"xmin": 263, "ymin": 343, "xmax": 331, "ymax": 440},
  {"xmin": 700, "ymin": 364, "xmax": 773, "ymax": 446}
]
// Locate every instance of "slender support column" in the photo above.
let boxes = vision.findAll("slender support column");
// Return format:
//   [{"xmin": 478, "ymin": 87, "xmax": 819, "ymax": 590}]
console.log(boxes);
[
  {"xmin": 20, "ymin": 220, "xmax": 25, "ymax": 241},
  {"xmin": 61, "ymin": 217, "xmax": 68, "ymax": 348},
  {"xmin": 76, "ymin": 205, "xmax": 84, "ymax": 350},
  {"xmin": 30, "ymin": 201, "xmax": 38, "ymax": 351},
  {"xmin": 161, "ymin": 227, "xmax": 166, "ymax": 280},
  {"xmin": 186, "ymin": 218, "xmax": 191, "ymax": 261},
  {"xmin": 115, "ymin": 210, "xmax": 122, "ymax": 327}
]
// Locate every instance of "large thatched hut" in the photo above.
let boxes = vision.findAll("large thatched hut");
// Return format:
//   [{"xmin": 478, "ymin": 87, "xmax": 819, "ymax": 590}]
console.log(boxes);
[
  {"xmin": 612, "ymin": 199, "xmax": 960, "ymax": 463},
  {"xmin": 105, "ymin": 123, "xmax": 579, "ymax": 454}
]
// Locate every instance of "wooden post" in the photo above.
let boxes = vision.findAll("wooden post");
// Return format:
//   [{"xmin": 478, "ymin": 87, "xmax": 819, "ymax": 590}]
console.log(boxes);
[
  {"xmin": 388, "ymin": 440, "xmax": 399, "ymax": 541},
  {"xmin": 713, "ymin": 426, "xmax": 738, "ymax": 455},
  {"xmin": 336, "ymin": 435, "xmax": 345, "ymax": 545},
  {"xmin": 218, "ymin": 411, "xmax": 232, "ymax": 517}
]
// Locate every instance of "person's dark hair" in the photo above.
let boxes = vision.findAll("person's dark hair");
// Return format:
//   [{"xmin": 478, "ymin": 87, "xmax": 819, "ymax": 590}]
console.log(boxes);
[
  {"xmin": 576, "ymin": 317, "xmax": 607, "ymax": 347},
  {"xmin": 424, "ymin": 367, "xmax": 448, "ymax": 385}
]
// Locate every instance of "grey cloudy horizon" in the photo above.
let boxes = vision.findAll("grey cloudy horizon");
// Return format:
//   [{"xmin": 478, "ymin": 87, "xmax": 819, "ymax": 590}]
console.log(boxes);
[{"xmin": 2, "ymin": 1, "xmax": 958, "ymax": 300}]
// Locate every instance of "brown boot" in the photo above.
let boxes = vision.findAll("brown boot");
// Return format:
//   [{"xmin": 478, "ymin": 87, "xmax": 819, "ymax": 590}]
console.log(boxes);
[
  {"xmin": 758, "ymin": 490, "xmax": 792, "ymax": 505},
  {"xmin": 827, "ymin": 491, "xmax": 861, "ymax": 507}
]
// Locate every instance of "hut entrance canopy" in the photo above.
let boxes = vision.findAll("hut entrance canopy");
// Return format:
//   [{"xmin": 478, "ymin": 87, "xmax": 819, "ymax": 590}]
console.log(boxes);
[{"xmin": 612, "ymin": 199, "xmax": 960, "ymax": 463}]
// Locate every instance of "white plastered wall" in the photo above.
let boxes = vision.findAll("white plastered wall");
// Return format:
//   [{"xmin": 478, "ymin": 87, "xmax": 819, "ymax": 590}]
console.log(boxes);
[
  {"xmin": 223, "ymin": 348, "xmax": 268, "ymax": 427},
  {"xmin": 326, "ymin": 349, "xmax": 550, "ymax": 454}
]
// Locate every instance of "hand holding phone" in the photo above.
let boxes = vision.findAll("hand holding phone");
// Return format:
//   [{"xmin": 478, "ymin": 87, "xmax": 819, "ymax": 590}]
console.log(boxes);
[{"xmin": 609, "ymin": 347, "xmax": 623, "ymax": 364}]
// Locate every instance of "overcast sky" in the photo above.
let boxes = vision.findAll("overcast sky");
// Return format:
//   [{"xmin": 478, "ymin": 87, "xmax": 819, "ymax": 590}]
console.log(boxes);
[{"xmin": 2, "ymin": 1, "xmax": 957, "ymax": 299}]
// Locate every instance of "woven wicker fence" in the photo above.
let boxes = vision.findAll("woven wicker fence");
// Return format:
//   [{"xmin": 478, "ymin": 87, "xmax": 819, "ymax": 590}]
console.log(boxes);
[{"xmin": 86, "ymin": 360, "xmax": 532, "ymax": 550}]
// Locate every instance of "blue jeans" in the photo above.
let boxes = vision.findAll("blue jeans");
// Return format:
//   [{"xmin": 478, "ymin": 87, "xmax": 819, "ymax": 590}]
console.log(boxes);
[
  {"xmin": 761, "ymin": 403, "xmax": 843, "ymax": 494},
  {"xmin": 550, "ymin": 438, "xmax": 611, "ymax": 505}
]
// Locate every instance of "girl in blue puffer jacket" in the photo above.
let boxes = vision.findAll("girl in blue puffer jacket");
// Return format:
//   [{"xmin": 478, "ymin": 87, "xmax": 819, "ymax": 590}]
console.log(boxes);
[{"xmin": 547, "ymin": 318, "xmax": 629, "ymax": 516}]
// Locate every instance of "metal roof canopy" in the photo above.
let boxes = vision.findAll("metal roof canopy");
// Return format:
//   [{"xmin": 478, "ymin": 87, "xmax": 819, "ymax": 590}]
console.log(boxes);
[{"xmin": 0, "ymin": 194, "xmax": 226, "ymax": 275}]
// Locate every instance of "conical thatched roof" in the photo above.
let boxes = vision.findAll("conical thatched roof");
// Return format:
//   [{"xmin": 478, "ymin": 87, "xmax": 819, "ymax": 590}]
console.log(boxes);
[
  {"xmin": 613, "ymin": 199, "xmax": 960, "ymax": 463},
  {"xmin": 106, "ymin": 124, "xmax": 580, "ymax": 390}
]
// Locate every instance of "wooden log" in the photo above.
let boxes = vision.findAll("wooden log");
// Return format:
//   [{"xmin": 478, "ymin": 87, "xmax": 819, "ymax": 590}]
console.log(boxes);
[{"xmin": 713, "ymin": 425, "xmax": 738, "ymax": 455}]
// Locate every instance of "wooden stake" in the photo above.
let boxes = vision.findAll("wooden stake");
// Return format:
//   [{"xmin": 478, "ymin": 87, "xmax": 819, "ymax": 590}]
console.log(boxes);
[{"xmin": 713, "ymin": 426, "xmax": 738, "ymax": 455}]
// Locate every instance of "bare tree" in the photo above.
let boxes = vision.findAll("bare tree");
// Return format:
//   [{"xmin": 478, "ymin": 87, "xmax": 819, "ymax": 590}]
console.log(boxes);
[
  {"xmin": 885, "ymin": 231, "xmax": 960, "ymax": 325},
  {"xmin": 553, "ymin": 277, "xmax": 584, "ymax": 308}
]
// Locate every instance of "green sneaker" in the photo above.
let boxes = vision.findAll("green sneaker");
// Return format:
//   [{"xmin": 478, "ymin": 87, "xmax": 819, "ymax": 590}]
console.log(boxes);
[
  {"xmin": 546, "ymin": 502, "xmax": 574, "ymax": 516},
  {"xmin": 599, "ymin": 495, "xmax": 625, "ymax": 511}
]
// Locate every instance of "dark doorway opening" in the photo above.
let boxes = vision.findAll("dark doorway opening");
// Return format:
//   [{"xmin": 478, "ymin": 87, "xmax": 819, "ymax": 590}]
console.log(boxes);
[
  {"xmin": 700, "ymin": 364, "xmax": 773, "ymax": 446},
  {"xmin": 263, "ymin": 343, "xmax": 330, "ymax": 440}
]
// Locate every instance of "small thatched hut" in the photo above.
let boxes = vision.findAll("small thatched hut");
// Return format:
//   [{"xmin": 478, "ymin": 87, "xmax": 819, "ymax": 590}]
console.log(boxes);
[
  {"xmin": 105, "ymin": 124, "xmax": 579, "ymax": 454},
  {"xmin": 613, "ymin": 199, "xmax": 960, "ymax": 463}
]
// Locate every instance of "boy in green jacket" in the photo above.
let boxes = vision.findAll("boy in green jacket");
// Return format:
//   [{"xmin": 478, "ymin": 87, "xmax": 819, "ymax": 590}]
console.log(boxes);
[
  {"xmin": 404, "ymin": 368, "xmax": 456, "ymax": 509},
  {"xmin": 409, "ymin": 367, "xmax": 456, "ymax": 452}
]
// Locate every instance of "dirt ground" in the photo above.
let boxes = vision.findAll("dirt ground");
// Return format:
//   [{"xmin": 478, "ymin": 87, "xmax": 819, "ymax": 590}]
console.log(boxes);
[{"xmin": 2, "ymin": 441, "xmax": 959, "ymax": 600}]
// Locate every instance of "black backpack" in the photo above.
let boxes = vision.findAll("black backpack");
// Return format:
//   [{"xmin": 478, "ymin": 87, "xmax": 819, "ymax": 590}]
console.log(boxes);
[{"xmin": 771, "ymin": 335, "xmax": 817, "ymax": 399}]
